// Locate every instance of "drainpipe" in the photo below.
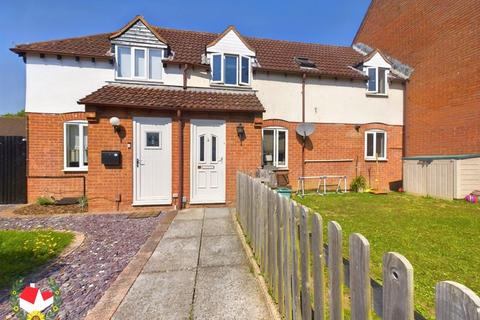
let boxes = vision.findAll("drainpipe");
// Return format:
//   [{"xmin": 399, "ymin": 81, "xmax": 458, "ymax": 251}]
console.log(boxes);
[
  {"xmin": 301, "ymin": 73, "xmax": 306, "ymax": 178},
  {"xmin": 177, "ymin": 64, "xmax": 188, "ymax": 209}
]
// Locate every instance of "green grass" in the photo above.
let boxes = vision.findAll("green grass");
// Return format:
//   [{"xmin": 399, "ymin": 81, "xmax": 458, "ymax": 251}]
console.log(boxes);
[
  {"xmin": 0, "ymin": 230, "xmax": 74, "ymax": 289},
  {"xmin": 295, "ymin": 192, "xmax": 480, "ymax": 319}
]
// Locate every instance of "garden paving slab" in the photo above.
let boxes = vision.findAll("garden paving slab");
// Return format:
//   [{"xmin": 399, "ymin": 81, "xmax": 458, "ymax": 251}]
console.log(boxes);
[
  {"xmin": 163, "ymin": 219, "xmax": 202, "ymax": 239},
  {"xmin": 202, "ymin": 217, "xmax": 236, "ymax": 236},
  {"xmin": 193, "ymin": 265, "xmax": 270, "ymax": 320},
  {"xmin": 175, "ymin": 208, "xmax": 204, "ymax": 220},
  {"xmin": 143, "ymin": 237, "xmax": 200, "ymax": 272},
  {"xmin": 112, "ymin": 270, "xmax": 196, "ymax": 320},
  {"xmin": 200, "ymin": 235, "xmax": 247, "ymax": 267},
  {"xmin": 204, "ymin": 207, "xmax": 231, "ymax": 219}
]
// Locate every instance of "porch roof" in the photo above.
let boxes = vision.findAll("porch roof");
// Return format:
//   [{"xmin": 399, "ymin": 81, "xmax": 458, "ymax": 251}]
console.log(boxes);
[{"xmin": 78, "ymin": 84, "xmax": 265, "ymax": 113}]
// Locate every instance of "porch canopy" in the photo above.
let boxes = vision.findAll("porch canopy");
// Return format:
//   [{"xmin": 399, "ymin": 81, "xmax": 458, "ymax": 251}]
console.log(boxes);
[{"xmin": 78, "ymin": 83, "xmax": 265, "ymax": 113}]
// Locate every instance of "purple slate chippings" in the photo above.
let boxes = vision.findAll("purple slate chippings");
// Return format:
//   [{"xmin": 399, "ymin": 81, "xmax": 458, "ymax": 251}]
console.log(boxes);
[{"xmin": 0, "ymin": 214, "xmax": 163, "ymax": 320}]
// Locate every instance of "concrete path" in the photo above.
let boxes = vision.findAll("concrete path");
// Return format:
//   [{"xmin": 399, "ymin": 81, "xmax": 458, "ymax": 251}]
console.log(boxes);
[{"xmin": 113, "ymin": 208, "xmax": 271, "ymax": 320}]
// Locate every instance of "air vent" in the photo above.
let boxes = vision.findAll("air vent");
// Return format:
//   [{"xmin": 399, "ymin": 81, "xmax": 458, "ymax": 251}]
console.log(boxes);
[{"xmin": 294, "ymin": 57, "xmax": 316, "ymax": 68}]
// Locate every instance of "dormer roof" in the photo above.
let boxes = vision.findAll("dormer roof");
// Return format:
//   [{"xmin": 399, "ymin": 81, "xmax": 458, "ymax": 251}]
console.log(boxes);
[
  {"xmin": 110, "ymin": 15, "xmax": 168, "ymax": 45},
  {"xmin": 206, "ymin": 25, "xmax": 256, "ymax": 56}
]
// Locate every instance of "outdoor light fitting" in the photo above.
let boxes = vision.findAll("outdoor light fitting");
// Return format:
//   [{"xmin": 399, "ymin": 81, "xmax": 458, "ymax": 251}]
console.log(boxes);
[
  {"xmin": 236, "ymin": 123, "xmax": 246, "ymax": 141},
  {"xmin": 109, "ymin": 117, "xmax": 121, "ymax": 133}
]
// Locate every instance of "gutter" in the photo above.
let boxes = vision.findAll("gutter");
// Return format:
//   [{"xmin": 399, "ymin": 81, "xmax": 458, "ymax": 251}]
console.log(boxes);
[{"xmin": 177, "ymin": 63, "xmax": 189, "ymax": 210}]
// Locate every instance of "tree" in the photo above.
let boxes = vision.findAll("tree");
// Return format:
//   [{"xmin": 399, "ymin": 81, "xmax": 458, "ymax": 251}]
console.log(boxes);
[{"xmin": 1, "ymin": 109, "xmax": 25, "ymax": 117}]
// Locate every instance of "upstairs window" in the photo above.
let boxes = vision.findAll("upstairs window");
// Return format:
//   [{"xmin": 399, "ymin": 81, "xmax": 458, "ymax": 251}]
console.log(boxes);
[
  {"xmin": 116, "ymin": 46, "xmax": 163, "ymax": 81},
  {"xmin": 211, "ymin": 53, "xmax": 251, "ymax": 86},
  {"xmin": 64, "ymin": 121, "xmax": 88, "ymax": 171},
  {"xmin": 365, "ymin": 130, "xmax": 387, "ymax": 160},
  {"xmin": 367, "ymin": 67, "xmax": 388, "ymax": 95},
  {"xmin": 262, "ymin": 127, "xmax": 288, "ymax": 168}
]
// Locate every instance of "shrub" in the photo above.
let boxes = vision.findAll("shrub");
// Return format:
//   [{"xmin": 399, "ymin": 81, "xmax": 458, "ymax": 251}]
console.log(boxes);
[
  {"xmin": 36, "ymin": 196, "xmax": 55, "ymax": 206},
  {"xmin": 350, "ymin": 175, "xmax": 367, "ymax": 192},
  {"xmin": 78, "ymin": 196, "xmax": 88, "ymax": 211}
]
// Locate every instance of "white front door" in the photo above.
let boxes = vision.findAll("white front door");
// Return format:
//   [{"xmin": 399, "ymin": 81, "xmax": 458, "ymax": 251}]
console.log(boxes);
[
  {"xmin": 190, "ymin": 119, "xmax": 226, "ymax": 204},
  {"xmin": 133, "ymin": 117, "xmax": 172, "ymax": 205}
]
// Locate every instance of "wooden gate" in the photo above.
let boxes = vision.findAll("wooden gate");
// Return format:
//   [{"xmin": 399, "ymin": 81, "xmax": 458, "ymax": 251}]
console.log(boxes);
[{"xmin": 0, "ymin": 136, "xmax": 27, "ymax": 204}]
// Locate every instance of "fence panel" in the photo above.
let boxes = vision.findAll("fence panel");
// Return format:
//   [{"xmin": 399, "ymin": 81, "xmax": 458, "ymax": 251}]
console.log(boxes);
[
  {"xmin": 0, "ymin": 136, "xmax": 27, "ymax": 204},
  {"xmin": 235, "ymin": 172, "xmax": 480, "ymax": 320}
]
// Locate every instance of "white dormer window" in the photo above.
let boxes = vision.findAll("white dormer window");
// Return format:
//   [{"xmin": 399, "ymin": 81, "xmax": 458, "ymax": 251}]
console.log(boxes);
[
  {"xmin": 367, "ymin": 67, "xmax": 388, "ymax": 95},
  {"xmin": 116, "ymin": 46, "xmax": 163, "ymax": 81},
  {"xmin": 210, "ymin": 53, "xmax": 251, "ymax": 86}
]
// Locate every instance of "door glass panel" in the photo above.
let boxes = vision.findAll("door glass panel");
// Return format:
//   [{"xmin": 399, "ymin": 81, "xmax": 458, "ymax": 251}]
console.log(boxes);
[
  {"xmin": 199, "ymin": 135, "xmax": 205, "ymax": 162},
  {"xmin": 83, "ymin": 126, "xmax": 88, "ymax": 166},
  {"xmin": 263, "ymin": 130, "xmax": 274, "ymax": 166},
  {"xmin": 211, "ymin": 135, "xmax": 217, "ymax": 162},
  {"xmin": 366, "ymin": 133, "xmax": 374, "ymax": 157},
  {"xmin": 146, "ymin": 132, "xmax": 160, "ymax": 147},
  {"xmin": 278, "ymin": 131, "xmax": 286, "ymax": 166}
]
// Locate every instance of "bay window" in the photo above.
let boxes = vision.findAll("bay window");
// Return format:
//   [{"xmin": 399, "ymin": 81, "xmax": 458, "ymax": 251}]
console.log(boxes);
[
  {"xmin": 262, "ymin": 127, "xmax": 288, "ymax": 168},
  {"xmin": 365, "ymin": 130, "xmax": 387, "ymax": 160},
  {"xmin": 64, "ymin": 121, "xmax": 88, "ymax": 170},
  {"xmin": 210, "ymin": 53, "xmax": 251, "ymax": 86},
  {"xmin": 116, "ymin": 46, "xmax": 163, "ymax": 81}
]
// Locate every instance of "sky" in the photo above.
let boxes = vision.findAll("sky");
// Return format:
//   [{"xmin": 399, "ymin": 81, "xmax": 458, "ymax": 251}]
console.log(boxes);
[{"xmin": 0, "ymin": 0, "xmax": 370, "ymax": 114}]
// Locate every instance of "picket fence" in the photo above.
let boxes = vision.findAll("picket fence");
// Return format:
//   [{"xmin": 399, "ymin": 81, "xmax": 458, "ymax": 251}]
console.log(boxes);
[{"xmin": 236, "ymin": 172, "xmax": 480, "ymax": 320}]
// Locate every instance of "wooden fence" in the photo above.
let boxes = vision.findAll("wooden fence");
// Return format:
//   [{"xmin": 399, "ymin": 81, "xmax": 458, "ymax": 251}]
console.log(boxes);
[{"xmin": 236, "ymin": 172, "xmax": 480, "ymax": 320}]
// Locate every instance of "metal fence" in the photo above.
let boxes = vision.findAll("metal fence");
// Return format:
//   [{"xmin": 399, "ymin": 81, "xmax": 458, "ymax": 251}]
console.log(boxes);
[{"xmin": 236, "ymin": 172, "xmax": 480, "ymax": 320}]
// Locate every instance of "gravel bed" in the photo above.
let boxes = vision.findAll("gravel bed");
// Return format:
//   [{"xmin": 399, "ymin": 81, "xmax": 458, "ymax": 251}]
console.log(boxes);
[{"xmin": 0, "ymin": 213, "xmax": 163, "ymax": 319}]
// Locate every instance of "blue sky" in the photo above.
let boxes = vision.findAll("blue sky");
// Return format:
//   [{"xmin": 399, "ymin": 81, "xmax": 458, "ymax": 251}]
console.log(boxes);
[{"xmin": 0, "ymin": 0, "xmax": 370, "ymax": 114}]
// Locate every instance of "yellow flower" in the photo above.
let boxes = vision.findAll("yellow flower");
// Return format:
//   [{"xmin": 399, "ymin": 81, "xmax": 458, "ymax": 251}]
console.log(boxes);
[
  {"xmin": 27, "ymin": 310, "xmax": 45, "ymax": 320},
  {"xmin": 54, "ymin": 290, "xmax": 60, "ymax": 296},
  {"xmin": 12, "ymin": 305, "xmax": 19, "ymax": 312},
  {"xmin": 52, "ymin": 305, "xmax": 59, "ymax": 312},
  {"xmin": 11, "ymin": 290, "xmax": 17, "ymax": 295}
]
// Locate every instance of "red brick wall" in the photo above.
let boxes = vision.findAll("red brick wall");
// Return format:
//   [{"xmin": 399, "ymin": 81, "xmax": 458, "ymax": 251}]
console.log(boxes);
[
  {"xmin": 264, "ymin": 120, "xmax": 403, "ymax": 191},
  {"xmin": 27, "ymin": 113, "xmax": 87, "ymax": 202},
  {"xmin": 354, "ymin": 0, "xmax": 480, "ymax": 156}
]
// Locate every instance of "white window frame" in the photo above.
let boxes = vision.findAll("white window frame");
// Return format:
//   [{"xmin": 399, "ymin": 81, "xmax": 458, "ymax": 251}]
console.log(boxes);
[
  {"xmin": 209, "ymin": 53, "xmax": 251, "ymax": 86},
  {"xmin": 364, "ymin": 129, "xmax": 387, "ymax": 161},
  {"xmin": 64, "ymin": 120, "xmax": 88, "ymax": 171},
  {"xmin": 211, "ymin": 53, "xmax": 223, "ymax": 83},
  {"xmin": 262, "ymin": 127, "xmax": 288, "ymax": 168},
  {"xmin": 239, "ymin": 55, "xmax": 251, "ymax": 85},
  {"xmin": 366, "ymin": 67, "xmax": 389, "ymax": 95},
  {"xmin": 115, "ymin": 46, "xmax": 163, "ymax": 82}
]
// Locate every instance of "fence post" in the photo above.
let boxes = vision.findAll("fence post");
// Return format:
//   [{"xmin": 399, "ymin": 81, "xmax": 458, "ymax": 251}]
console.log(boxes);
[
  {"xmin": 349, "ymin": 233, "xmax": 371, "ymax": 320},
  {"xmin": 328, "ymin": 221, "xmax": 344, "ymax": 320},
  {"xmin": 382, "ymin": 252, "xmax": 414, "ymax": 320},
  {"xmin": 312, "ymin": 213, "xmax": 325, "ymax": 320},
  {"xmin": 262, "ymin": 183, "xmax": 269, "ymax": 276},
  {"xmin": 283, "ymin": 196, "xmax": 293, "ymax": 320},
  {"xmin": 436, "ymin": 281, "xmax": 480, "ymax": 320},
  {"xmin": 291, "ymin": 202, "xmax": 302, "ymax": 320}
]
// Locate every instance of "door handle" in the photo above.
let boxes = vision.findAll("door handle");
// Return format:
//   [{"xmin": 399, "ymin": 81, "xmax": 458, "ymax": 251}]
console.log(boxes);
[{"xmin": 136, "ymin": 159, "xmax": 145, "ymax": 167}]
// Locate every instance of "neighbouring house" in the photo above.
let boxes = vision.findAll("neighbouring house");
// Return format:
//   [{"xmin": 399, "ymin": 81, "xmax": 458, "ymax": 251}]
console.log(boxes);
[
  {"xmin": 0, "ymin": 117, "xmax": 26, "ymax": 137},
  {"xmin": 354, "ymin": 0, "xmax": 480, "ymax": 199},
  {"xmin": 11, "ymin": 16, "xmax": 410, "ymax": 211}
]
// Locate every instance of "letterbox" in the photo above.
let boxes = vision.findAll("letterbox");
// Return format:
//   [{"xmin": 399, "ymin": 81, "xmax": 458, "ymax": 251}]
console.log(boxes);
[{"xmin": 101, "ymin": 151, "xmax": 121, "ymax": 166}]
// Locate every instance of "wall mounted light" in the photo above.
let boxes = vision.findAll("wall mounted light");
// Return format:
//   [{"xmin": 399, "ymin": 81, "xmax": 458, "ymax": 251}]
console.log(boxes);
[
  {"xmin": 109, "ymin": 117, "xmax": 121, "ymax": 133},
  {"xmin": 236, "ymin": 123, "xmax": 246, "ymax": 141}
]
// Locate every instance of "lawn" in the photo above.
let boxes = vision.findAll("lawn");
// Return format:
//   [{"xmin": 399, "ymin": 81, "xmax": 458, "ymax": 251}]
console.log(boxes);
[
  {"xmin": 0, "ymin": 230, "xmax": 74, "ymax": 289},
  {"xmin": 295, "ymin": 192, "xmax": 480, "ymax": 319}
]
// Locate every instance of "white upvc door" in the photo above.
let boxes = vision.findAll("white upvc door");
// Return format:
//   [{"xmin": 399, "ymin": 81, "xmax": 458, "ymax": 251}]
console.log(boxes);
[
  {"xmin": 133, "ymin": 117, "xmax": 172, "ymax": 205},
  {"xmin": 190, "ymin": 119, "xmax": 226, "ymax": 204}
]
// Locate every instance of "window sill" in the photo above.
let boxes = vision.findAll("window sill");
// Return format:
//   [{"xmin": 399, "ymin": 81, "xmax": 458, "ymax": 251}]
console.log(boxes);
[
  {"xmin": 366, "ymin": 92, "xmax": 389, "ymax": 98},
  {"xmin": 365, "ymin": 159, "xmax": 388, "ymax": 162},
  {"xmin": 210, "ymin": 83, "xmax": 252, "ymax": 90},
  {"xmin": 113, "ymin": 79, "xmax": 164, "ymax": 85},
  {"xmin": 63, "ymin": 168, "xmax": 88, "ymax": 172}
]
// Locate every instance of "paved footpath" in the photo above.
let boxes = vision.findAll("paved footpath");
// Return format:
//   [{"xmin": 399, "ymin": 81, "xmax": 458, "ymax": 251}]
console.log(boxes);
[{"xmin": 113, "ymin": 207, "xmax": 271, "ymax": 320}]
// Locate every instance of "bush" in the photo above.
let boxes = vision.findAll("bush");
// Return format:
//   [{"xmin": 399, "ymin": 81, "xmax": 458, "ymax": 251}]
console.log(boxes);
[
  {"xmin": 36, "ymin": 196, "xmax": 55, "ymax": 206},
  {"xmin": 78, "ymin": 196, "xmax": 88, "ymax": 211},
  {"xmin": 350, "ymin": 175, "xmax": 367, "ymax": 192}
]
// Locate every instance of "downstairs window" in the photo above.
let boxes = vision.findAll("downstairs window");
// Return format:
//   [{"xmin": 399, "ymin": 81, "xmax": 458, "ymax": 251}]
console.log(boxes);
[
  {"xmin": 262, "ymin": 127, "xmax": 288, "ymax": 168},
  {"xmin": 64, "ymin": 121, "xmax": 88, "ymax": 170},
  {"xmin": 365, "ymin": 130, "xmax": 387, "ymax": 160}
]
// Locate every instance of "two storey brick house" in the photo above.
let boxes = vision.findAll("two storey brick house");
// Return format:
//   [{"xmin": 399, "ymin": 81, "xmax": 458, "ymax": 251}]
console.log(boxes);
[{"xmin": 12, "ymin": 16, "xmax": 410, "ymax": 211}]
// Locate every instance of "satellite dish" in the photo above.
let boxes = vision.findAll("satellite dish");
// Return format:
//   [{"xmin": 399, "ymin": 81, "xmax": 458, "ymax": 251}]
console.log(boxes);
[{"xmin": 296, "ymin": 123, "xmax": 315, "ymax": 138}]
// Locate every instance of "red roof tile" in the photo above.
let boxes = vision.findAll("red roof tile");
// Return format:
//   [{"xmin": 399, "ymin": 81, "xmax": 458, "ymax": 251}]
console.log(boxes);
[
  {"xmin": 78, "ymin": 84, "xmax": 265, "ymax": 113},
  {"xmin": 12, "ymin": 25, "xmax": 367, "ymax": 79}
]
